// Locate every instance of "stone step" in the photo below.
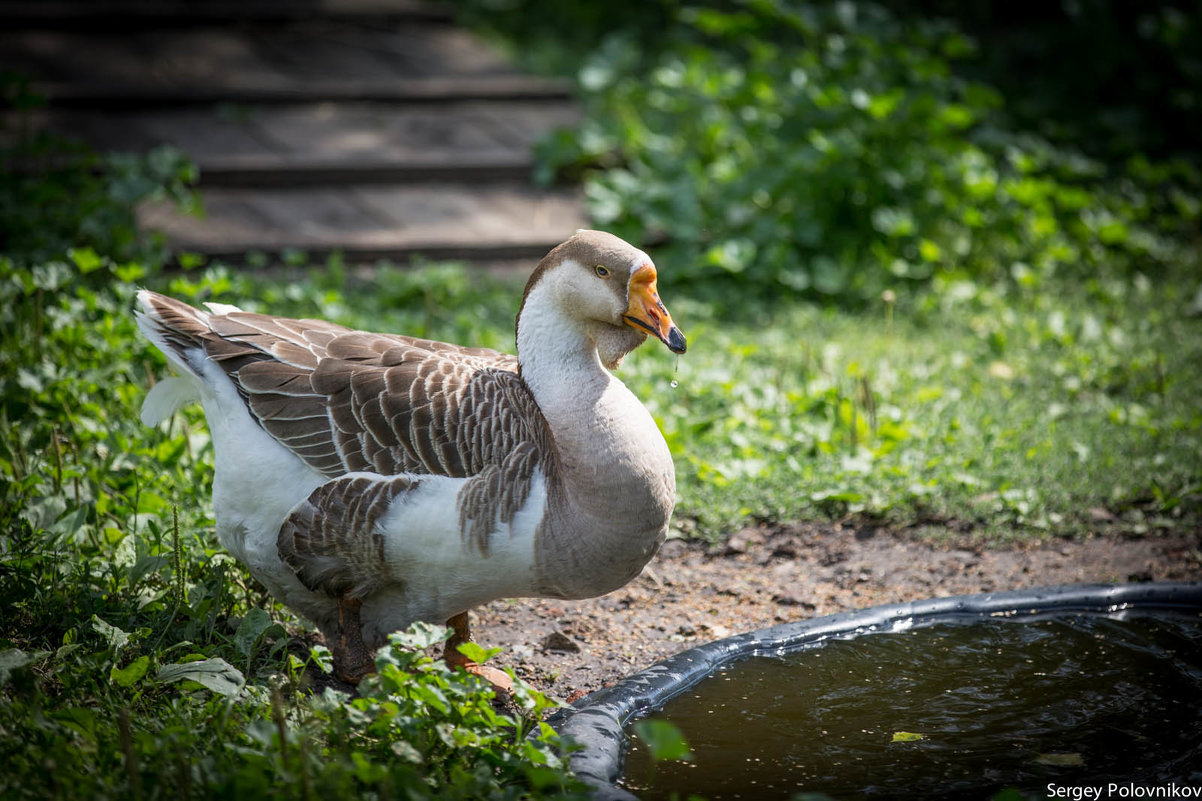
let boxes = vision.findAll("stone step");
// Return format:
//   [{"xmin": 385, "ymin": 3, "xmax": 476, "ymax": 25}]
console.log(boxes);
[
  {"xmin": 30, "ymin": 76, "xmax": 573, "ymax": 108},
  {"xmin": 23, "ymin": 101, "xmax": 578, "ymax": 186},
  {"xmin": 0, "ymin": 0, "xmax": 452, "ymax": 27},
  {"xmin": 140, "ymin": 183, "xmax": 587, "ymax": 262},
  {"xmin": 4, "ymin": 6, "xmax": 588, "ymax": 266},
  {"xmin": 3, "ymin": 21, "xmax": 570, "ymax": 107}
]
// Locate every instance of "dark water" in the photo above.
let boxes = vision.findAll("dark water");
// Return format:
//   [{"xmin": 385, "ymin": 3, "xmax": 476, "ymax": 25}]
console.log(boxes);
[{"xmin": 621, "ymin": 614, "xmax": 1202, "ymax": 800}]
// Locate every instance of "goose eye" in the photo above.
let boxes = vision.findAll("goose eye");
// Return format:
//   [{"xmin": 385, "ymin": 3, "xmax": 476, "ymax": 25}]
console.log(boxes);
[{"xmin": 594, "ymin": 265, "xmax": 610, "ymax": 278}]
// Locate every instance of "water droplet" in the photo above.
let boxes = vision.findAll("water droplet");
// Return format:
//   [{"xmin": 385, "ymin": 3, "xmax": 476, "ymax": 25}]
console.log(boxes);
[{"xmin": 670, "ymin": 380, "xmax": 679, "ymax": 389}]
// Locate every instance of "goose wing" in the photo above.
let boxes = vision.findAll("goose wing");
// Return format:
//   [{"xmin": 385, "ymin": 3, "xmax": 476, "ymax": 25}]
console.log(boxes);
[{"xmin": 140, "ymin": 292, "xmax": 547, "ymax": 481}]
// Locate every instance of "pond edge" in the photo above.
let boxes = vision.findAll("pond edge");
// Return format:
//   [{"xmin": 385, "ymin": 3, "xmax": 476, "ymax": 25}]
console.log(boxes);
[{"xmin": 548, "ymin": 581, "xmax": 1202, "ymax": 801}]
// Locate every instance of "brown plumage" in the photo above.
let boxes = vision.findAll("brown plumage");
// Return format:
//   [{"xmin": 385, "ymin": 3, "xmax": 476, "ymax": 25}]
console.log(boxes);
[
  {"xmin": 139, "ymin": 294, "xmax": 555, "ymax": 529},
  {"xmin": 278, "ymin": 474, "xmax": 420, "ymax": 600}
]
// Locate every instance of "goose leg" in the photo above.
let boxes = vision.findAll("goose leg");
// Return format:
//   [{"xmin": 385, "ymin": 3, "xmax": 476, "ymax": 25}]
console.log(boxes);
[
  {"xmin": 331, "ymin": 594, "xmax": 372, "ymax": 684},
  {"xmin": 444, "ymin": 611, "xmax": 513, "ymax": 692}
]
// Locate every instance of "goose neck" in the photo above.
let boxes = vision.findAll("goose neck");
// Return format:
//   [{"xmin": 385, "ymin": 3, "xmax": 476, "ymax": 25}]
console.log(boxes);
[{"xmin": 515, "ymin": 282, "xmax": 675, "ymax": 599}]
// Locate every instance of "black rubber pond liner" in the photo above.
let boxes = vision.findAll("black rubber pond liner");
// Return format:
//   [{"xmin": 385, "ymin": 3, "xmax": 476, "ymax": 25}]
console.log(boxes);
[{"xmin": 550, "ymin": 582, "xmax": 1202, "ymax": 801}]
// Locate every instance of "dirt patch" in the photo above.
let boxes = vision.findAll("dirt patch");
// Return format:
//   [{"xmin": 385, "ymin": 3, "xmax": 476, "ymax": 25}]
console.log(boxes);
[{"xmin": 470, "ymin": 523, "xmax": 1202, "ymax": 702}]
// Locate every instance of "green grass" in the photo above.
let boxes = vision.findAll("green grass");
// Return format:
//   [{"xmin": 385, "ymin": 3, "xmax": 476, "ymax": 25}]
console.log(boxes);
[
  {"xmin": 642, "ymin": 272, "xmax": 1202, "ymax": 541},
  {"xmin": 211, "ymin": 255, "xmax": 1200, "ymax": 543}
]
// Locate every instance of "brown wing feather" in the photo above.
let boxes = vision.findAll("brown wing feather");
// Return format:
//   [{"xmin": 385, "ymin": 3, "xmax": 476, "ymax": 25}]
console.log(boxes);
[
  {"xmin": 139, "ymin": 293, "xmax": 546, "ymax": 483},
  {"xmin": 277, "ymin": 474, "xmax": 420, "ymax": 598}
]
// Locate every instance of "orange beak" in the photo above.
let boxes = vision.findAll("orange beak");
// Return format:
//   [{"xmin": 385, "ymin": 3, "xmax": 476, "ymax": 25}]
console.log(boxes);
[{"xmin": 623, "ymin": 265, "xmax": 687, "ymax": 354}]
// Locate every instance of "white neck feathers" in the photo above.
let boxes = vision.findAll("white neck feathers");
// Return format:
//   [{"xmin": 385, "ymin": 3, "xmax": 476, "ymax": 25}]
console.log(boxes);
[
  {"xmin": 514, "ymin": 268, "xmax": 676, "ymax": 599},
  {"xmin": 516, "ymin": 275, "xmax": 611, "ymax": 407}
]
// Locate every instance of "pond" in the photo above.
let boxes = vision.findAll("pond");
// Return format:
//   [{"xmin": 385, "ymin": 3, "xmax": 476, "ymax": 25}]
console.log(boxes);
[
  {"xmin": 554, "ymin": 583, "xmax": 1202, "ymax": 801},
  {"xmin": 620, "ymin": 614, "xmax": 1202, "ymax": 800}
]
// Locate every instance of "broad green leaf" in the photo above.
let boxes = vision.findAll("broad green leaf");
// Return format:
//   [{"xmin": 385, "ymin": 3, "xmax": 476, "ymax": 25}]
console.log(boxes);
[
  {"xmin": 632, "ymin": 719, "xmax": 693, "ymax": 763},
  {"xmin": 390, "ymin": 739, "xmax": 422, "ymax": 764},
  {"xmin": 891, "ymin": 731, "xmax": 925, "ymax": 743},
  {"xmin": 128, "ymin": 554, "xmax": 168, "ymax": 586},
  {"xmin": 233, "ymin": 608, "xmax": 275, "ymax": 658},
  {"xmin": 158, "ymin": 657, "xmax": 245, "ymax": 697},
  {"xmin": 456, "ymin": 641, "xmax": 502, "ymax": 665},
  {"xmin": 308, "ymin": 644, "xmax": 333, "ymax": 673},
  {"xmin": 110, "ymin": 655, "xmax": 150, "ymax": 688},
  {"xmin": 68, "ymin": 247, "xmax": 103, "ymax": 274},
  {"xmin": 0, "ymin": 648, "xmax": 48, "ymax": 686},
  {"xmin": 390, "ymin": 621, "xmax": 451, "ymax": 650},
  {"xmin": 53, "ymin": 707, "xmax": 99, "ymax": 742},
  {"xmin": 55, "ymin": 643, "xmax": 83, "ymax": 661},
  {"xmin": 113, "ymin": 262, "xmax": 146, "ymax": 282},
  {"xmin": 91, "ymin": 615, "xmax": 130, "ymax": 654}
]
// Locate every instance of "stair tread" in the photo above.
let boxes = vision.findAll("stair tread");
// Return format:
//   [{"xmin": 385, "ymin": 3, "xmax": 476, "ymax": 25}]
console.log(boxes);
[
  {"xmin": 22, "ymin": 102, "xmax": 577, "ymax": 177},
  {"xmin": 141, "ymin": 183, "xmax": 587, "ymax": 258}
]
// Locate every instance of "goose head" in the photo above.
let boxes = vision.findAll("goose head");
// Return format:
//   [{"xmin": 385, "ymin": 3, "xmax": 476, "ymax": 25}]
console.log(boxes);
[{"xmin": 518, "ymin": 230, "xmax": 687, "ymax": 370}]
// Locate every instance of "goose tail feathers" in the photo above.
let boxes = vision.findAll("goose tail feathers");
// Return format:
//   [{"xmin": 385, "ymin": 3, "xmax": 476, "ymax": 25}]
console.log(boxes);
[
  {"xmin": 135, "ymin": 289, "xmax": 211, "ymax": 363},
  {"xmin": 140, "ymin": 376, "xmax": 199, "ymax": 426},
  {"xmin": 135, "ymin": 290, "xmax": 215, "ymax": 424}
]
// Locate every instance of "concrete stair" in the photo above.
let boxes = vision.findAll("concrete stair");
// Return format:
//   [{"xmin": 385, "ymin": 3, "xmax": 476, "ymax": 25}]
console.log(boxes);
[{"xmin": 1, "ymin": 0, "xmax": 586, "ymax": 265}]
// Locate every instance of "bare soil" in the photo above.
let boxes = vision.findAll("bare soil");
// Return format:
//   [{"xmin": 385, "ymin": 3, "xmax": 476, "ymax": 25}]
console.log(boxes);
[{"xmin": 469, "ymin": 523, "xmax": 1202, "ymax": 702}]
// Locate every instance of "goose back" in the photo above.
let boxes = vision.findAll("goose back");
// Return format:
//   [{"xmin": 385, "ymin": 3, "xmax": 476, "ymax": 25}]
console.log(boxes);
[{"xmin": 139, "ymin": 293, "xmax": 555, "ymax": 485}]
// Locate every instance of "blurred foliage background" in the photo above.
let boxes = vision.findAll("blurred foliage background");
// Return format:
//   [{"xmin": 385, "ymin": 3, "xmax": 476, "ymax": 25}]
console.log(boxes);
[{"xmin": 464, "ymin": 0, "xmax": 1201, "ymax": 302}]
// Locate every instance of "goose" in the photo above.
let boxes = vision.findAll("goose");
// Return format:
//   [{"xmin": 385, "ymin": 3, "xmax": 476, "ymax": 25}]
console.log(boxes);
[{"xmin": 136, "ymin": 230, "xmax": 686, "ymax": 688}]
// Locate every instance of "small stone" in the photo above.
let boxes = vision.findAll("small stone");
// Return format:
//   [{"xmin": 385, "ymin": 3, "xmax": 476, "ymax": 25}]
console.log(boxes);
[
  {"xmin": 771, "ymin": 542, "xmax": 800, "ymax": 559},
  {"xmin": 772, "ymin": 584, "xmax": 816, "ymax": 609},
  {"xmin": 540, "ymin": 631, "xmax": 581, "ymax": 653},
  {"xmin": 819, "ymin": 549, "xmax": 849, "ymax": 567},
  {"xmin": 724, "ymin": 527, "xmax": 763, "ymax": 556}
]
